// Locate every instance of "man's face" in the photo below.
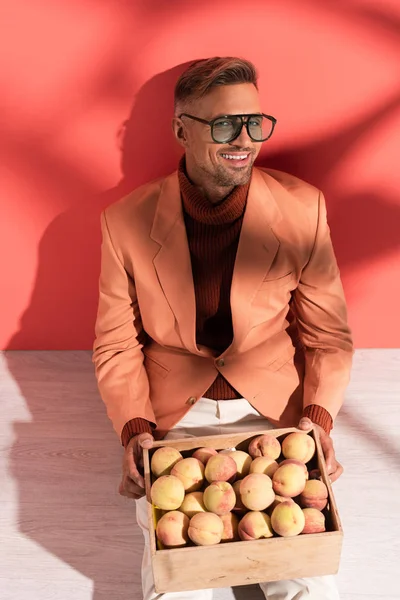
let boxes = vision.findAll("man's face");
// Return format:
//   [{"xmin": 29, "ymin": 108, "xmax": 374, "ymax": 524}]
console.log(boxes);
[{"xmin": 174, "ymin": 83, "xmax": 263, "ymax": 188}]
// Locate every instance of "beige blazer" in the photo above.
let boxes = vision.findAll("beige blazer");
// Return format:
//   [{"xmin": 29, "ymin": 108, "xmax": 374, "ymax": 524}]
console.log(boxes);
[{"xmin": 93, "ymin": 167, "xmax": 353, "ymax": 440}]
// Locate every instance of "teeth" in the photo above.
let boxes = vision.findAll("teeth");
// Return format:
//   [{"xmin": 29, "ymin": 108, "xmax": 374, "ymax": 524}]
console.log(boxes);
[{"xmin": 221, "ymin": 154, "xmax": 248, "ymax": 160}]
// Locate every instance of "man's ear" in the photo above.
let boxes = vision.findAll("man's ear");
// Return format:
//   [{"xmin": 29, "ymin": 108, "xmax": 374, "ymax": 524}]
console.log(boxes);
[{"xmin": 172, "ymin": 117, "xmax": 188, "ymax": 148}]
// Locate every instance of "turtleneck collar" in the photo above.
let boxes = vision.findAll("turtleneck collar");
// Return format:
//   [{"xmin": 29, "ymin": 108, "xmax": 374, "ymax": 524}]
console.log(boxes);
[{"xmin": 178, "ymin": 155, "xmax": 250, "ymax": 225}]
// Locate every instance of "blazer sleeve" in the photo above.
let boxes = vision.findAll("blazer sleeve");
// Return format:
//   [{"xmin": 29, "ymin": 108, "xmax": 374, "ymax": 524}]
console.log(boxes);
[
  {"xmin": 92, "ymin": 210, "xmax": 156, "ymax": 440},
  {"xmin": 291, "ymin": 191, "xmax": 354, "ymax": 422}
]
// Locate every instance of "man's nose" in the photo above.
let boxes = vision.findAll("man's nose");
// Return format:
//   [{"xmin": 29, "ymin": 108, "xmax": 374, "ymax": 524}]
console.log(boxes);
[{"xmin": 232, "ymin": 123, "xmax": 253, "ymax": 147}]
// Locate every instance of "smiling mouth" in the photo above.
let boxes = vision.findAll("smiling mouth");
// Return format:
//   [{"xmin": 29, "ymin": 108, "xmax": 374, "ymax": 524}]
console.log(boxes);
[{"xmin": 220, "ymin": 152, "xmax": 252, "ymax": 166}]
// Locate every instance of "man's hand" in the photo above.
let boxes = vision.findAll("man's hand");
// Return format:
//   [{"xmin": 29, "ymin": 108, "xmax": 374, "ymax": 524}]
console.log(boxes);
[
  {"xmin": 297, "ymin": 417, "xmax": 343, "ymax": 483},
  {"xmin": 119, "ymin": 433, "xmax": 154, "ymax": 499}
]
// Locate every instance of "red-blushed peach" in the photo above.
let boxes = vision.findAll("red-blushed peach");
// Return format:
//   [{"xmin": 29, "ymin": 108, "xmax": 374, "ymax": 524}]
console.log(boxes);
[
  {"xmin": 299, "ymin": 479, "xmax": 328, "ymax": 510},
  {"xmin": 309, "ymin": 469, "xmax": 321, "ymax": 480},
  {"xmin": 220, "ymin": 512, "xmax": 240, "ymax": 542},
  {"xmin": 179, "ymin": 491, "xmax": 206, "ymax": 518},
  {"xmin": 151, "ymin": 447, "xmax": 183, "ymax": 478},
  {"xmin": 248, "ymin": 434, "xmax": 281, "ymax": 460},
  {"xmin": 302, "ymin": 508, "xmax": 326, "ymax": 534},
  {"xmin": 232, "ymin": 480, "xmax": 247, "ymax": 514},
  {"xmin": 271, "ymin": 501, "xmax": 305, "ymax": 537},
  {"xmin": 188, "ymin": 512, "xmax": 224, "ymax": 546},
  {"xmin": 151, "ymin": 475, "xmax": 185, "ymax": 510},
  {"xmin": 192, "ymin": 447, "xmax": 218, "ymax": 465},
  {"xmin": 282, "ymin": 432, "xmax": 316, "ymax": 463},
  {"xmin": 250, "ymin": 456, "xmax": 279, "ymax": 478},
  {"xmin": 156, "ymin": 510, "xmax": 189, "ymax": 548},
  {"xmin": 205, "ymin": 454, "xmax": 237, "ymax": 483},
  {"xmin": 170, "ymin": 457, "xmax": 205, "ymax": 492},
  {"xmin": 238, "ymin": 511, "xmax": 274, "ymax": 540},
  {"xmin": 240, "ymin": 473, "xmax": 275, "ymax": 511},
  {"xmin": 221, "ymin": 450, "xmax": 252, "ymax": 478},
  {"xmin": 273, "ymin": 463, "xmax": 307, "ymax": 498},
  {"xmin": 203, "ymin": 481, "xmax": 236, "ymax": 516}
]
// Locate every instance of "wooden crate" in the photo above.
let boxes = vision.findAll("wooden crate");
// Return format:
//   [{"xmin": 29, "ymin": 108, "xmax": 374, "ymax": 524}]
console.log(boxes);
[{"xmin": 143, "ymin": 426, "xmax": 343, "ymax": 593}]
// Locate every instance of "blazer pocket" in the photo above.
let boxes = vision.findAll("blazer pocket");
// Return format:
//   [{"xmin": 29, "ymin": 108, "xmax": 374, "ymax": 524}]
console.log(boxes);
[
  {"xmin": 144, "ymin": 354, "xmax": 170, "ymax": 379},
  {"xmin": 261, "ymin": 271, "xmax": 296, "ymax": 288}
]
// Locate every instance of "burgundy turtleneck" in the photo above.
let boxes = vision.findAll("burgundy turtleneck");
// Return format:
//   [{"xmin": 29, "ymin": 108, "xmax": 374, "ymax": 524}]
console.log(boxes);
[{"xmin": 120, "ymin": 158, "xmax": 333, "ymax": 446}]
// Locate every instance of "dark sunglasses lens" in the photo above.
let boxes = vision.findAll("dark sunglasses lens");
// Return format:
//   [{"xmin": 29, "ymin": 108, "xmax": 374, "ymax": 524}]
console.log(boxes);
[
  {"xmin": 212, "ymin": 117, "xmax": 241, "ymax": 142},
  {"xmin": 247, "ymin": 115, "xmax": 274, "ymax": 141}
]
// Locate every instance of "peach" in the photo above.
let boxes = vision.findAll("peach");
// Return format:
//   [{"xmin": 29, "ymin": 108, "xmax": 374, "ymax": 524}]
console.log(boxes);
[
  {"xmin": 188, "ymin": 512, "xmax": 224, "ymax": 546},
  {"xmin": 271, "ymin": 501, "xmax": 305, "ymax": 537},
  {"xmin": 171, "ymin": 457, "xmax": 205, "ymax": 492},
  {"xmin": 309, "ymin": 469, "xmax": 321, "ymax": 480},
  {"xmin": 238, "ymin": 511, "xmax": 274, "ymax": 541},
  {"xmin": 203, "ymin": 481, "xmax": 236, "ymax": 516},
  {"xmin": 250, "ymin": 456, "xmax": 279, "ymax": 478},
  {"xmin": 179, "ymin": 491, "xmax": 206, "ymax": 518},
  {"xmin": 266, "ymin": 494, "xmax": 293, "ymax": 516},
  {"xmin": 205, "ymin": 454, "xmax": 237, "ymax": 483},
  {"xmin": 282, "ymin": 432, "xmax": 316, "ymax": 463},
  {"xmin": 156, "ymin": 510, "xmax": 189, "ymax": 548},
  {"xmin": 240, "ymin": 473, "xmax": 275, "ymax": 511},
  {"xmin": 302, "ymin": 508, "xmax": 326, "ymax": 534},
  {"xmin": 248, "ymin": 434, "xmax": 281, "ymax": 460},
  {"xmin": 222, "ymin": 450, "xmax": 252, "ymax": 478},
  {"xmin": 278, "ymin": 459, "xmax": 309, "ymax": 479},
  {"xmin": 150, "ymin": 447, "xmax": 183, "ymax": 478},
  {"xmin": 272, "ymin": 462, "xmax": 307, "ymax": 498},
  {"xmin": 220, "ymin": 512, "xmax": 240, "ymax": 542},
  {"xmin": 192, "ymin": 447, "xmax": 218, "ymax": 465},
  {"xmin": 151, "ymin": 475, "xmax": 185, "ymax": 510},
  {"xmin": 232, "ymin": 480, "xmax": 247, "ymax": 514},
  {"xmin": 299, "ymin": 480, "xmax": 328, "ymax": 510}
]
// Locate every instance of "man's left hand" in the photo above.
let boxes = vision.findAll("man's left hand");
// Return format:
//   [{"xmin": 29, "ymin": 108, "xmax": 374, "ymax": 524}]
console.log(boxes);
[{"xmin": 297, "ymin": 417, "xmax": 343, "ymax": 483}]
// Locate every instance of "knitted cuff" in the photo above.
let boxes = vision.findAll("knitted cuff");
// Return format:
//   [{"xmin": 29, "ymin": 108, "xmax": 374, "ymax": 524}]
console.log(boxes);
[
  {"xmin": 302, "ymin": 404, "xmax": 333, "ymax": 434},
  {"xmin": 121, "ymin": 418, "xmax": 154, "ymax": 448}
]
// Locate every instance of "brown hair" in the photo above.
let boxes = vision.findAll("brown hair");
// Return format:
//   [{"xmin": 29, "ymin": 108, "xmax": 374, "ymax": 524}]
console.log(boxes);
[{"xmin": 174, "ymin": 57, "xmax": 258, "ymax": 114}]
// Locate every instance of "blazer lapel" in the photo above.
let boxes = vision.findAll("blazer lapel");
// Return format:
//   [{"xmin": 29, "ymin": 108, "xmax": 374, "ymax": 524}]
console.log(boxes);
[
  {"xmin": 150, "ymin": 172, "xmax": 198, "ymax": 354},
  {"xmin": 229, "ymin": 168, "xmax": 282, "ymax": 351}
]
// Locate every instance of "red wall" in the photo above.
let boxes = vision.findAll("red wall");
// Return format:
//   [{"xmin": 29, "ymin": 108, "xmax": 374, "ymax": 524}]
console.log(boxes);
[{"xmin": 2, "ymin": 0, "xmax": 400, "ymax": 350}]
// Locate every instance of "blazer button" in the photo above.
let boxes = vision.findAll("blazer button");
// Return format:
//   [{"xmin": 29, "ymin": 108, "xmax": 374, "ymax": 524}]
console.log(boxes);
[
  {"xmin": 187, "ymin": 396, "xmax": 197, "ymax": 405},
  {"xmin": 216, "ymin": 358, "xmax": 225, "ymax": 367}
]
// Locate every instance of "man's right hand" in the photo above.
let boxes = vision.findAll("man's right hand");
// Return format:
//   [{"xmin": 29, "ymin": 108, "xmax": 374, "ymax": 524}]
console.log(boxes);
[{"xmin": 119, "ymin": 432, "xmax": 154, "ymax": 499}]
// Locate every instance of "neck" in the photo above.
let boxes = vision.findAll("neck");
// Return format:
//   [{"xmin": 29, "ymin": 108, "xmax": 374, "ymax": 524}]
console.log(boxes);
[{"xmin": 185, "ymin": 156, "xmax": 234, "ymax": 204}]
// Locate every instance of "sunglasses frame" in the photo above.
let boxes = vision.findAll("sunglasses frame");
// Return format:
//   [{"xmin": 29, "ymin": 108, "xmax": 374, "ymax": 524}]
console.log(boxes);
[{"xmin": 179, "ymin": 112, "xmax": 277, "ymax": 144}]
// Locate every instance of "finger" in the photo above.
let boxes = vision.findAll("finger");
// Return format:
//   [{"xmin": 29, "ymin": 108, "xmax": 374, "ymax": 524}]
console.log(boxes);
[
  {"xmin": 297, "ymin": 417, "xmax": 313, "ymax": 431},
  {"xmin": 329, "ymin": 461, "xmax": 344, "ymax": 483},
  {"xmin": 121, "ymin": 477, "xmax": 145, "ymax": 497},
  {"xmin": 320, "ymin": 439, "xmax": 335, "ymax": 473},
  {"xmin": 139, "ymin": 434, "xmax": 154, "ymax": 449},
  {"xmin": 126, "ymin": 451, "xmax": 145, "ymax": 488}
]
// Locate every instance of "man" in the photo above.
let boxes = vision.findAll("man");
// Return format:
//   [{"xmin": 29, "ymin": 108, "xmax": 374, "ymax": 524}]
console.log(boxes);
[{"xmin": 93, "ymin": 57, "xmax": 353, "ymax": 599}]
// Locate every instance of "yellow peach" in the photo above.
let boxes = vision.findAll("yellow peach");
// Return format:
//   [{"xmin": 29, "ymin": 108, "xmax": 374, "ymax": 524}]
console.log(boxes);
[
  {"xmin": 205, "ymin": 454, "xmax": 237, "ymax": 483},
  {"xmin": 266, "ymin": 494, "xmax": 293, "ymax": 516},
  {"xmin": 171, "ymin": 457, "xmax": 205, "ymax": 492},
  {"xmin": 302, "ymin": 508, "xmax": 326, "ymax": 534},
  {"xmin": 150, "ymin": 475, "xmax": 185, "ymax": 510},
  {"xmin": 188, "ymin": 512, "xmax": 224, "ymax": 546},
  {"xmin": 222, "ymin": 450, "xmax": 252, "ymax": 478},
  {"xmin": 272, "ymin": 462, "xmax": 307, "ymax": 498},
  {"xmin": 179, "ymin": 491, "xmax": 206, "ymax": 518},
  {"xmin": 232, "ymin": 480, "xmax": 247, "ymax": 514},
  {"xmin": 250, "ymin": 456, "xmax": 279, "ymax": 478},
  {"xmin": 248, "ymin": 434, "xmax": 281, "ymax": 460},
  {"xmin": 238, "ymin": 511, "xmax": 274, "ymax": 540},
  {"xmin": 240, "ymin": 473, "xmax": 275, "ymax": 511},
  {"xmin": 151, "ymin": 447, "xmax": 183, "ymax": 478},
  {"xmin": 282, "ymin": 432, "xmax": 316, "ymax": 463},
  {"xmin": 156, "ymin": 510, "xmax": 189, "ymax": 548},
  {"xmin": 271, "ymin": 501, "xmax": 305, "ymax": 537},
  {"xmin": 203, "ymin": 481, "xmax": 236, "ymax": 516}
]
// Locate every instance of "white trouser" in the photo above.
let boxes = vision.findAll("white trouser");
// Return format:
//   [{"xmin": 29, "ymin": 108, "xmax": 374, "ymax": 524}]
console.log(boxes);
[{"xmin": 135, "ymin": 398, "xmax": 340, "ymax": 600}]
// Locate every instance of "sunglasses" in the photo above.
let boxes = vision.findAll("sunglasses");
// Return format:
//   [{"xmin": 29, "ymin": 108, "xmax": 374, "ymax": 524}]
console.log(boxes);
[{"xmin": 179, "ymin": 112, "xmax": 277, "ymax": 144}]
